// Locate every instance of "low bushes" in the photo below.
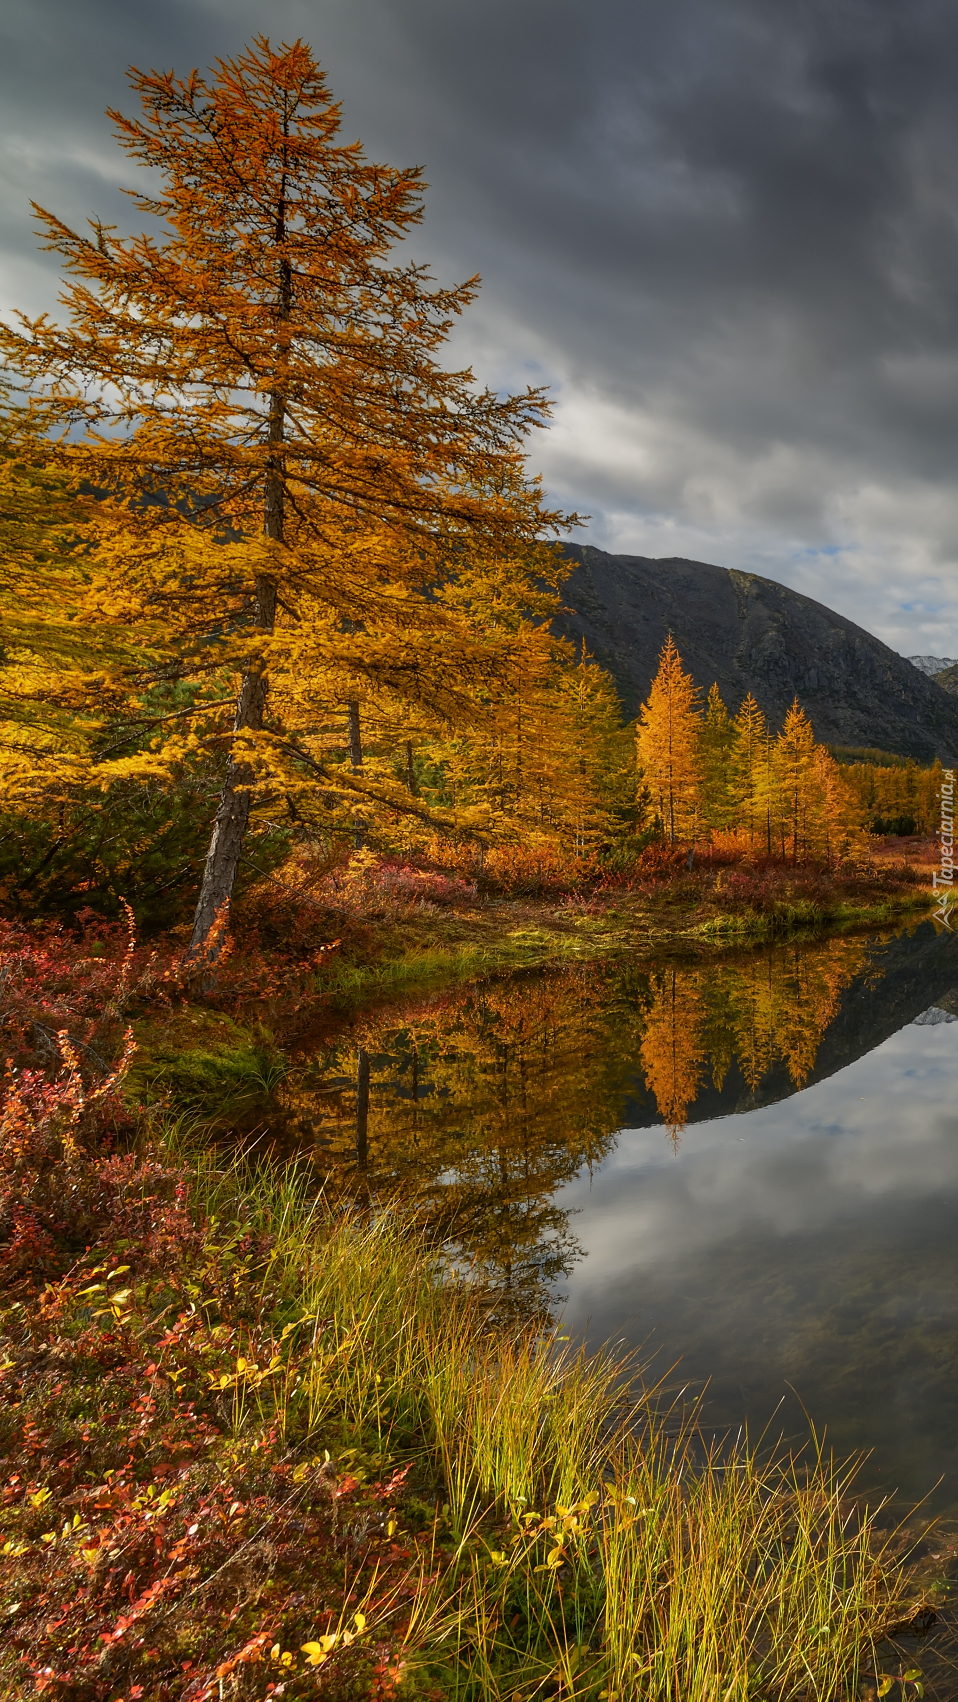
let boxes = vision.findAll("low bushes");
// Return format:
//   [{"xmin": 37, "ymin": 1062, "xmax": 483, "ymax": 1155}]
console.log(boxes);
[
  {"xmin": 0, "ymin": 906, "xmax": 936, "ymax": 1698},
  {"xmin": 0, "ymin": 1147, "xmax": 932, "ymax": 1701}
]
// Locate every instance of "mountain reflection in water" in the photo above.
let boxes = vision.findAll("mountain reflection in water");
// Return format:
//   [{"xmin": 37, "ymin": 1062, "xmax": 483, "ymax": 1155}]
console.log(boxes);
[
  {"xmin": 247, "ymin": 918, "xmax": 958, "ymax": 1506},
  {"xmin": 261, "ymin": 922, "xmax": 956, "ymax": 1315}
]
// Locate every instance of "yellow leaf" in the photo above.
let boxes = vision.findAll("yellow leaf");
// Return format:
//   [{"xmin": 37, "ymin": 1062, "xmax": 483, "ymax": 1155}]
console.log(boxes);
[
  {"xmin": 354, "ymin": 1612, "xmax": 366, "ymax": 1633},
  {"xmin": 301, "ymin": 1643, "xmax": 330, "ymax": 1666}
]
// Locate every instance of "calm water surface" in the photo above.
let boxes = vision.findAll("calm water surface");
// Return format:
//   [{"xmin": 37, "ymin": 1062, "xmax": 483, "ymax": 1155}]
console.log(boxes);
[{"xmin": 244, "ymin": 917, "xmax": 958, "ymax": 1513}]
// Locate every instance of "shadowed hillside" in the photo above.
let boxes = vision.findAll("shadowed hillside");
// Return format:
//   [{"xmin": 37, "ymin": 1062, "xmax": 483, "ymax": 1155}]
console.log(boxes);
[{"xmin": 555, "ymin": 545, "xmax": 958, "ymax": 760}]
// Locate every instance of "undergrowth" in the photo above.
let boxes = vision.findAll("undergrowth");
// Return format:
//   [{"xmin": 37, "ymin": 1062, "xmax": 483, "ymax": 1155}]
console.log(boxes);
[
  {"xmin": 0, "ymin": 1150, "xmax": 935, "ymax": 1701},
  {"xmin": 0, "ymin": 903, "xmax": 938, "ymax": 1699}
]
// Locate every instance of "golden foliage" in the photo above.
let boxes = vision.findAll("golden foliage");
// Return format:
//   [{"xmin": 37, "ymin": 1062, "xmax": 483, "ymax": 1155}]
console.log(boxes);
[
  {"xmin": 635, "ymin": 636, "xmax": 702, "ymax": 842},
  {"xmin": 0, "ymin": 38, "xmax": 583, "ymax": 949},
  {"xmin": 636, "ymin": 643, "xmax": 867, "ymax": 859}
]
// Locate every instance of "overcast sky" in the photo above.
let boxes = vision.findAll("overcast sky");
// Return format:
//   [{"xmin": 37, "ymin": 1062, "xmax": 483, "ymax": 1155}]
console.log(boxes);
[{"xmin": 6, "ymin": 0, "xmax": 958, "ymax": 655}]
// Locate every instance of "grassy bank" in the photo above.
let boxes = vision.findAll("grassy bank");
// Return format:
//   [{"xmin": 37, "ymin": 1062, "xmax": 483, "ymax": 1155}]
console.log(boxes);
[
  {"xmin": 286, "ymin": 858, "xmax": 936, "ymax": 1008},
  {"xmin": 0, "ymin": 1142, "xmax": 934, "ymax": 1701},
  {"xmin": 0, "ymin": 861, "xmax": 944, "ymax": 1697}
]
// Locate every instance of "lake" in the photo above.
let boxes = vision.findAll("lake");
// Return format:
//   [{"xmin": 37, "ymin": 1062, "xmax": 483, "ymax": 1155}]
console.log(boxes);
[{"xmin": 260, "ymin": 916, "xmax": 958, "ymax": 1516}]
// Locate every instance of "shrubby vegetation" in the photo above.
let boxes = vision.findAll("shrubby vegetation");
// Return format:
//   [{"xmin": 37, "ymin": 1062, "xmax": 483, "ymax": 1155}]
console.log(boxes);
[{"xmin": 0, "ymin": 925, "xmax": 934, "ymax": 1700}]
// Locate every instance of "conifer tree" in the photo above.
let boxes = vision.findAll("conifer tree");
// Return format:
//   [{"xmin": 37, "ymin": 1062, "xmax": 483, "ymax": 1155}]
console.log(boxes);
[
  {"xmin": 728, "ymin": 693, "xmax": 767, "ymax": 847},
  {"xmin": 635, "ymin": 638, "xmax": 702, "ymax": 842},
  {"xmin": 775, "ymin": 700, "xmax": 819, "ymax": 861},
  {"xmin": 1, "ymin": 38, "xmax": 569, "ymax": 958},
  {"xmin": 700, "ymin": 683, "xmax": 735, "ymax": 832}
]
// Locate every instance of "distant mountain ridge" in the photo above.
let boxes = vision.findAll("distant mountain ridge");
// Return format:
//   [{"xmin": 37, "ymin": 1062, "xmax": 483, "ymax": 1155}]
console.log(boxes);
[
  {"xmin": 909, "ymin": 655, "xmax": 958, "ymax": 676},
  {"xmin": 553, "ymin": 546, "xmax": 958, "ymax": 762}
]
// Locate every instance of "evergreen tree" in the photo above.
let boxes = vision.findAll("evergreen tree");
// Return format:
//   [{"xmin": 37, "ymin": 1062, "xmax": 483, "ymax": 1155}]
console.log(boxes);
[
  {"xmin": 1, "ymin": 38, "xmax": 570, "ymax": 958},
  {"xmin": 635, "ymin": 637, "xmax": 702, "ymax": 842},
  {"xmin": 700, "ymin": 683, "xmax": 735, "ymax": 832},
  {"xmin": 728, "ymin": 693, "xmax": 767, "ymax": 847},
  {"xmin": 775, "ymin": 700, "xmax": 819, "ymax": 861}
]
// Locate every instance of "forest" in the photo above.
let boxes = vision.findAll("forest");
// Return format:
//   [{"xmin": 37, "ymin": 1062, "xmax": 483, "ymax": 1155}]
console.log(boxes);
[
  {"xmin": 0, "ymin": 31, "xmax": 940, "ymax": 937},
  {"xmin": 0, "ymin": 35, "xmax": 939, "ymax": 1702}
]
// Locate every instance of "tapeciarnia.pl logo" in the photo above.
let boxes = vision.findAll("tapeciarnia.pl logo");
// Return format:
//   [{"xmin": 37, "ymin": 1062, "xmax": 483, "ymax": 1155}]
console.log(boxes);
[{"xmin": 934, "ymin": 768, "xmax": 956, "ymax": 931}]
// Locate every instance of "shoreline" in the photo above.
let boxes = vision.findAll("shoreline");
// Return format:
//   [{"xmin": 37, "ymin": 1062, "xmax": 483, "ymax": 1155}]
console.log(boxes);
[{"xmin": 302, "ymin": 881, "xmax": 938, "ymax": 1011}]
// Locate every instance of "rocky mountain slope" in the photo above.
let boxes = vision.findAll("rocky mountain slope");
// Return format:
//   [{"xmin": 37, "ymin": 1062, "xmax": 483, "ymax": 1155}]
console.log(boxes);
[
  {"xmin": 554, "ymin": 545, "xmax": 958, "ymax": 761},
  {"xmin": 931, "ymin": 663, "xmax": 958, "ymax": 697}
]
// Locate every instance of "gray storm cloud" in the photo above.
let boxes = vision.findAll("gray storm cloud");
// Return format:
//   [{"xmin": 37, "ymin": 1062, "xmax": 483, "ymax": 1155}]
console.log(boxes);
[{"xmin": 5, "ymin": 0, "xmax": 958, "ymax": 649}]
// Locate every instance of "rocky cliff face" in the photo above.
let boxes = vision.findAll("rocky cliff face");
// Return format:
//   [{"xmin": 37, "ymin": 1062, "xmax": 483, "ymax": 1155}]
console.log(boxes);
[{"xmin": 554, "ymin": 545, "xmax": 958, "ymax": 760}]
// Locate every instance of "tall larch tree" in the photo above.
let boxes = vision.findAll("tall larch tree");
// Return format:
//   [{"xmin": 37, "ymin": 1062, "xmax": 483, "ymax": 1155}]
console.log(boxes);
[
  {"xmin": 775, "ymin": 701, "xmax": 819, "ymax": 861},
  {"xmin": 700, "ymin": 683, "xmax": 735, "ymax": 832},
  {"xmin": 1, "ymin": 38, "xmax": 570, "ymax": 960},
  {"xmin": 635, "ymin": 637, "xmax": 702, "ymax": 842},
  {"xmin": 728, "ymin": 693, "xmax": 767, "ymax": 847}
]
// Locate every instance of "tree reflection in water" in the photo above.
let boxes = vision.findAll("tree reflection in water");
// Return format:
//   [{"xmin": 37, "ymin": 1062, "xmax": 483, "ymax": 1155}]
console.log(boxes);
[{"xmin": 261, "ymin": 931, "xmax": 880, "ymax": 1316}]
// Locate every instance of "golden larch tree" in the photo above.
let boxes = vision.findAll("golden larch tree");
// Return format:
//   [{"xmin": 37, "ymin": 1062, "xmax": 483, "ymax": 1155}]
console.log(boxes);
[
  {"xmin": 2, "ymin": 38, "xmax": 570, "ymax": 959},
  {"xmin": 728, "ymin": 693, "xmax": 768, "ymax": 849},
  {"xmin": 775, "ymin": 700, "xmax": 820, "ymax": 861},
  {"xmin": 635, "ymin": 637, "xmax": 702, "ymax": 842},
  {"xmin": 700, "ymin": 682, "xmax": 735, "ymax": 832}
]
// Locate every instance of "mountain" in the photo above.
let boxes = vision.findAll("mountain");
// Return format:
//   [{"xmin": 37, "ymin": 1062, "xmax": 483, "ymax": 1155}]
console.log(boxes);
[
  {"xmin": 932, "ymin": 663, "xmax": 958, "ymax": 697},
  {"xmin": 909, "ymin": 654, "xmax": 958, "ymax": 675},
  {"xmin": 554, "ymin": 545, "xmax": 958, "ymax": 761}
]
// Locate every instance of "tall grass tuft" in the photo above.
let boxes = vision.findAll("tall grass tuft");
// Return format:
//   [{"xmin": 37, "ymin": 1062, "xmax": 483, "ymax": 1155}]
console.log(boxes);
[{"xmin": 189, "ymin": 1154, "xmax": 928, "ymax": 1699}]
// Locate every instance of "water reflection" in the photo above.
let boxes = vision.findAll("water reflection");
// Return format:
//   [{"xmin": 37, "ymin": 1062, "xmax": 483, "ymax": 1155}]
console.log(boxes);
[
  {"xmin": 266, "ymin": 922, "xmax": 957, "ymax": 1322},
  {"xmin": 558, "ymin": 1013, "xmax": 958, "ymax": 1509},
  {"xmin": 249, "ymin": 918, "xmax": 958, "ymax": 1501},
  {"xmin": 638, "ymin": 934, "xmax": 872, "ymax": 1137}
]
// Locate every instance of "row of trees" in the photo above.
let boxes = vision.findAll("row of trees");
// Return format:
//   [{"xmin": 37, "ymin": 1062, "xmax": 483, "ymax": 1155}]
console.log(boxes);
[
  {"xmin": 840, "ymin": 752, "xmax": 945, "ymax": 836},
  {"xmin": 636, "ymin": 638, "xmax": 869, "ymax": 860}
]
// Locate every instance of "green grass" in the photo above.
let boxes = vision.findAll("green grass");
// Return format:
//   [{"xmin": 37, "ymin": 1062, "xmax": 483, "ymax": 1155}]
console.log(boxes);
[
  {"xmin": 185, "ymin": 1153, "xmax": 929, "ymax": 1699},
  {"xmin": 131, "ymin": 1039, "xmax": 288, "ymax": 1109},
  {"xmin": 690, "ymin": 888, "xmax": 933, "ymax": 943},
  {"xmin": 314, "ymin": 928, "xmax": 617, "ymax": 1004}
]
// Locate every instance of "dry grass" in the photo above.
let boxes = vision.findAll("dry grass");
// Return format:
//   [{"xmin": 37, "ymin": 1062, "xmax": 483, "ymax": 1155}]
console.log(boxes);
[{"xmin": 193, "ymin": 1157, "xmax": 932, "ymax": 1700}]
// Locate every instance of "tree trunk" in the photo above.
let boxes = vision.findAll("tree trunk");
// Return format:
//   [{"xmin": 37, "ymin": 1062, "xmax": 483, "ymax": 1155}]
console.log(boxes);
[
  {"xmin": 347, "ymin": 701, "xmax": 366, "ymax": 850},
  {"xmin": 348, "ymin": 701, "xmax": 363, "ymax": 770},
  {"xmin": 188, "ymin": 400, "xmax": 284, "ymax": 961},
  {"xmin": 356, "ymin": 1047, "xmax": 370, "ymax": 1168},
  {"xmin": 404, "ymin": 739, "xmax": 417, "ymax": 795},
  {"xmin": 187, "ymin": 176, "xmax": 292, "ymax": 965},
  {"xmin": 187, "ymin": 576, "xmax": 277, "ymax": 962}
]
